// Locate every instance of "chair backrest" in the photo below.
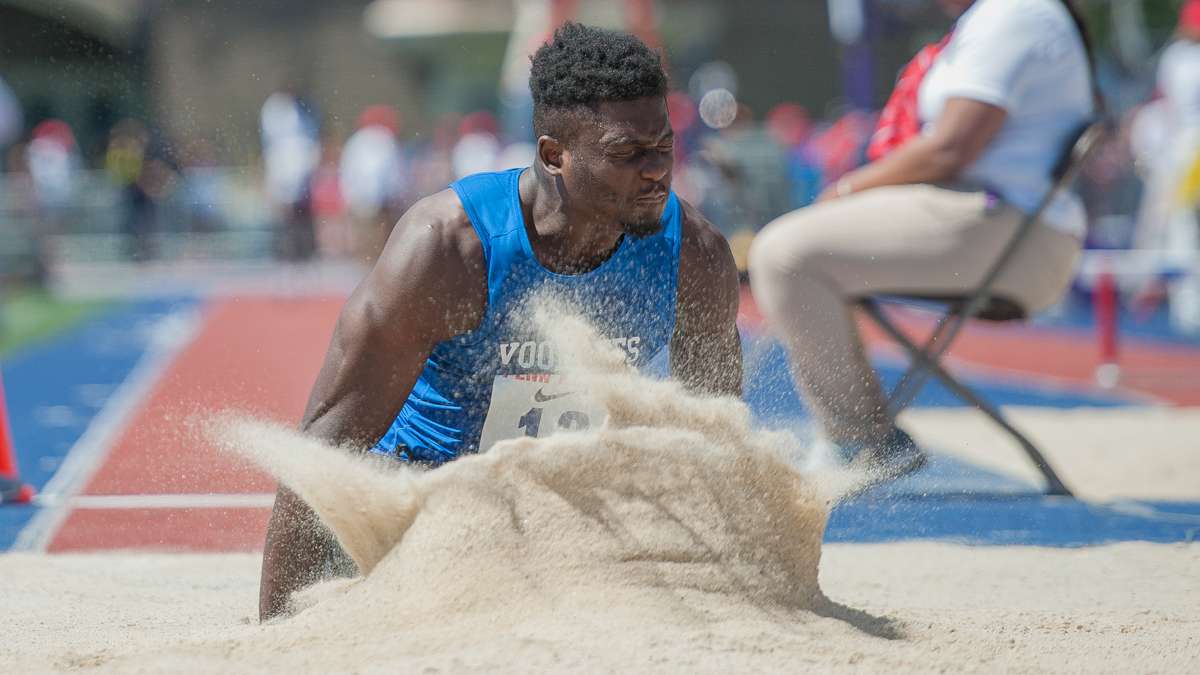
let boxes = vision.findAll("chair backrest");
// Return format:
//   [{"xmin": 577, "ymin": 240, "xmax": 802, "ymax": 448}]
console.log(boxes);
[
  {"xmin": 1050, "ymin": 120, "xmax": 1108, "ymax": 187},
  {"xmin": 932, "ymin": 120, "xmax": 1109, "ymax": 325},
  {"xmin": 862, "ymin": 119, "xmax": 1110, "ymax": 322},
  {"xmin": 866, "ymin": 119, "xmax": 1111, "ymax": 421},
  {"xmin": 1022, "ymin": 119, "xmax": 1108, "ymax": 230}
]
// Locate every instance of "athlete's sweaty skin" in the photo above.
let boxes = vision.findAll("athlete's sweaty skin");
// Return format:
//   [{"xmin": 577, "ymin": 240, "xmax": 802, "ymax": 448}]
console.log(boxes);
[{"xmin": 259, "ymin": 73, "xmax": 741, "ymax": 624}]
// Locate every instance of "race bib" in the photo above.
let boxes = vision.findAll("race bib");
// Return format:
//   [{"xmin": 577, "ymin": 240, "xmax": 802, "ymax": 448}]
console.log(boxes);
[{"xmin": 477, "ymin": 373, "xmax": 605, "ymax": 453}]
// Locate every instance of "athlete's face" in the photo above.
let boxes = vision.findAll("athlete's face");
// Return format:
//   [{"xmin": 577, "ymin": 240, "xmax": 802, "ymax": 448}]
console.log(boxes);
[{"xmin": 564, "ymin": 96, "xmax": 674, "ymax": 237}]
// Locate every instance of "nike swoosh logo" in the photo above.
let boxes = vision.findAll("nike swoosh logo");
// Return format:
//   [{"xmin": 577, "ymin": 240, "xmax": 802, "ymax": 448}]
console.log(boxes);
[{"xmin": 533, "ymin": 388, "xmax": 573, "ymax": 403}]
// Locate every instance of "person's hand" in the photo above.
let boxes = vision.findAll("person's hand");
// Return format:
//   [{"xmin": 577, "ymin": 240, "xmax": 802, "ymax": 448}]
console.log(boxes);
[
  {"xmin": 815, "ymin": 185, "xmax": 840, "ymax": 203},
  {"xmin": 815, "ymin": 175, "xmax": 855, "ymax": 204}
]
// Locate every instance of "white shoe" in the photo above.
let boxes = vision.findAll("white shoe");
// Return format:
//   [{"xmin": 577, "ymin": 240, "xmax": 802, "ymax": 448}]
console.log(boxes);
[{"xmin": 802, "ymin": 436, "xmax": 858, "ymax": 472}]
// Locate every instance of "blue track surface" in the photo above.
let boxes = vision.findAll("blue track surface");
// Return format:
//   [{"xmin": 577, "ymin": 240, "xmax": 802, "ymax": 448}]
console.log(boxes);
[
  {"xmin": 1, "ymin": 300, "xmax": 1196, "ymax": 550},
  {"xmin": 829, "ymin": 497, "xmax": 1200, "ymax": 545},
  {"xmin": 741, "ymin": 336, "xmax": 1137, "ymax": 428},
  {"xmin": 1048, "ymin": 289, "xmax": 1200, "ymax": 347},
  {"xmin": 0, "ymin": 297, "xmax": 196, "ymax": 547},
  {"xmin": 824, "ymin": 454, "xmax": 1200, "ymax": 544}
]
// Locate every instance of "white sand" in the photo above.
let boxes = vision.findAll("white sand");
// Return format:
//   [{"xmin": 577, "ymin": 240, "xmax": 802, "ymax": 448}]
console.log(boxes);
[
  {"xmin": 901, "ymin": 406, "xmax": 1200, "ymax": 500},
  {"xmin": 4, "ymin": 313, "xmax": 1198, "ymax": 673},
  {"xmin": 4, "ymin": 543, "xmax": 1197, "ymax": 673}
]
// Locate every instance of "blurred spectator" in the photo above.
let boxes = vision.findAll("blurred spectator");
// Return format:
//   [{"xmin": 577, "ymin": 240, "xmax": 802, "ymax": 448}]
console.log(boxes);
[
  {"xmin": 4, "ymin": 142, "xmax": 30, "ymax": 185},
  {"xmin": 765, "ymin": 102, "xmax": 823, "ymax": 208},
  {"xmin": 750, "ymin": 0, "xmax": 1096, "ymax": 476},
  {"xmin": 666, "ymin": 91, "xmax": 700, "ymax": 161},
  {"xmin": 6, "ymin": 144, "xmax": 34, "ymax": 289},
  {"xmin": 340, "ymin": 105, "xmax": 407, "ymax": 264},
  {"xmin": 1160, "ymin": 1, "xmax": 1200, "ymax": 130},
  {"xmin": 106, "ymin": 119, "xmax": 155, "ymax": 262},
  {"xmin": 691, "ymin": 104, "xmax": 791, "ymax": 240},
  {"xmin": 0, "ymin": 74, "xmax": 20, "ymax": 152},
  {"xmin": 26, "ymin": 119, "xmax": 81, "ymax": 284},
  {"xmin": 408, "ymin": 112, "xmax": 460, "ymax": 198},
  {"xmin": 806, "ymin": 108, "xmax": 874, "ymax": 184},
  {"xmin": 1131, "ymin": 0, "xmax": 1200, "ymax": 333},
  {"xmin": 663, "ymin": 91, "xmax": 702, "ymax": 205},
  {"xmin": 28, "ymin": 120, "xmax": 78, "ymax": 215},
  {"xmin": 451, "ymin": 110, "xmax": 502, "ymax": 180},
  {"xmin": 1076, "ymin": 110, "xmax": 1140, "ymax": 249},
  {"xmin": 179, "ymin": 138, "xmax": 224, "ymax": 234},
  {"xmin": 495, "ymin": 141, "xmax": 536, "ymax": 172},
  {"xmin": 311, "ymin": 131, "xmax": 347, "ymax": 257},
  {"xmin": 260, "ymin": 86, "xmax": 321, "ymax": 261}
]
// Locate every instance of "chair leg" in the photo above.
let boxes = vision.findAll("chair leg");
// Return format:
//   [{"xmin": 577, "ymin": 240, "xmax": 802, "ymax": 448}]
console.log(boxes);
[
  {"xmin": 860, "ymin": 303, "xmax": 919, "ymax": 405},
  {"xmin": 861, "ymin": 303, "xmax": 1073, "ymax": 496},
  {"xmin": 890, "ymin": 310, "xmax": 970, "ymax": 412},
  {"xmin": 859, "ymin": 303, "xmax": 946, "ymax": 415},
  {"xmin": 881, "ymin": 329, "xmax": 937, "ymax": 404},
  {"xmin": 909, "ymin": 359, "xmax": 1074, "ymax": 497}
]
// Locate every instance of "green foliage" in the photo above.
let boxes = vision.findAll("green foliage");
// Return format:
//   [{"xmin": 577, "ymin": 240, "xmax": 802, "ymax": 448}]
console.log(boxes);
[
  {"xmin": 1086, "ymin": 0, "xmax": 1190, "ymax": 53},
  {"xmin": 0, "ymin": 290, "xmax": 110, "ymax": 358}
]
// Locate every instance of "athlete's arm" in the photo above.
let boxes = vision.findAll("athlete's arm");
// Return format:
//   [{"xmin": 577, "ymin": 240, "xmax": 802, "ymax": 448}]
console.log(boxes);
[
  {"xmin": 669, "ymin": 202, "xmax": 743, "ymax": 398},
  {"xmin": 259, "ymin": 190, "xmax": 485, "ymax": 622}
]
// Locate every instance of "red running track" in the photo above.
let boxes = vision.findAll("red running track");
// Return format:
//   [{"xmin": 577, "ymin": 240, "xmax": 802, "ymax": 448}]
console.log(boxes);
[
  {"xmin": 44, "ymin": 290, "xmax": 1200, "ymax": 553},
  {"xmin": 48, "ymin": 296, "xmax": 342, "ymax": 553},
  {"xmin": 738, "ymin": 287, "xmax": 1200, "ymax": 406}
]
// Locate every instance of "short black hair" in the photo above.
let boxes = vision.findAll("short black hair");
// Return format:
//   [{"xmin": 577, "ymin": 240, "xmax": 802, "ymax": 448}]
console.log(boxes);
[{"xmin": 529, "ymin": 22, "xmax": 667, "ymax": 141}]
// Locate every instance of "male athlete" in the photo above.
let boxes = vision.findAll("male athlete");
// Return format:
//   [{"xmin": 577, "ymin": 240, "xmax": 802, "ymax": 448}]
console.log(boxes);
[{"xmin": 260, "ymin": 22, "xmax": 742, "ymax": 620}]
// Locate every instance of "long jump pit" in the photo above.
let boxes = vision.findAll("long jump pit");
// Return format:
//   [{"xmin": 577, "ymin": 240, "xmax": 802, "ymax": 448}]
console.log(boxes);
[{"xmin": 3, "ymin": 314, "xmax": 1199, "ymax": 673}]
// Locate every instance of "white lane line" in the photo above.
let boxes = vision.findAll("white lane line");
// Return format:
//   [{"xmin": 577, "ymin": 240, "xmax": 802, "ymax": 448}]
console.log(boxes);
[
  {"xmin": 11, "ymin": 308, "xmax": 203, "ymax": 552},
  {"xmin": 70, "ymin": 493, "xmax": 275, "ymax": 509}
]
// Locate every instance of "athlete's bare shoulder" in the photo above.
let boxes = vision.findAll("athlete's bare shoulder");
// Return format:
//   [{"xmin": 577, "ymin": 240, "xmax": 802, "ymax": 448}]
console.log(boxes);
[
  {"xmin": 669, "ymin": 197, "xmax": 742, "ymax": 397},
  {"xmin": 360, "ymin": 188, "xmax": 487, "ymax": 338},
  {"xmin": 386, "ymin": 188, "xmax": 483, "ymax": 274},
  {"xmin": 676, "ymin": 198, "xmax": 738, "ymax": 296}
]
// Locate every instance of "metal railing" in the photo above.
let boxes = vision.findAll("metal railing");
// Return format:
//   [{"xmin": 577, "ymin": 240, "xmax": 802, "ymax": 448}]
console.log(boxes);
[{"xmin": 0, "ymin": 168, "xmax": 278, "ymax": 276}]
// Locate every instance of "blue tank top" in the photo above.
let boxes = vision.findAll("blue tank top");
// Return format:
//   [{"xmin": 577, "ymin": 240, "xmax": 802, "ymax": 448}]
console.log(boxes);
[{"xmin": 371, "ymin": 168, "xmax": 682, "ymax": 464}]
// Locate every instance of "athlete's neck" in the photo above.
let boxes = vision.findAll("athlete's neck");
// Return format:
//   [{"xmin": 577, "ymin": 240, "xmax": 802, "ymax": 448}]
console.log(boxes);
[{"xmin": 520, "ymin": 168, "xmax": 624, "ymax": 275}]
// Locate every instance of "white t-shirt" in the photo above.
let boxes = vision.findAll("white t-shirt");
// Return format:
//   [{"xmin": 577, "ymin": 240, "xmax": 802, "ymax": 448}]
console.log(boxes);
[
  {"xmin": 0, "ymin": 75, "xmax": 20, "ymax": 147},
  {"xmin": 917, "ymin": 0, "xmax": 1094, "ymax": 236},
  {"xmin": 1158, "ymin": 40, "xmax": 1200, "ymax": 129},
  {"xmin": 339, "ymin": 125, "xmax": 406, "ymax": 217}
]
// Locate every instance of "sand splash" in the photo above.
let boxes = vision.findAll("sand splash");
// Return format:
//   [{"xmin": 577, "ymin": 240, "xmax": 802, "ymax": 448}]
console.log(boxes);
[{"xmin": 187, "ymin": 309, "xmax": 838, "ymax": 671}]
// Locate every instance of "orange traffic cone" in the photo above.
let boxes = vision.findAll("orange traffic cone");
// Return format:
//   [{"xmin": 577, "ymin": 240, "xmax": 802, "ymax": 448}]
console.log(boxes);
[{"xmin": 0, "ymin": 372, "xmax": 34, "ymax": 504}]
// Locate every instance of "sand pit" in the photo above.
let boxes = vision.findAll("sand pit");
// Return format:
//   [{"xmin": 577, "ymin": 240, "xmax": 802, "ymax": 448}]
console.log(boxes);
[
  {"xmin": 5, "ymin": 310, "xmax": 850, "ymax": 672},
  {"xmin": 133, "ymin": 306, "xmax": 839, "ymax": 672},
  {"xmin": 4, "ymin": 542, "xmax": 1198, "ymax": 673},
  {"xmin": 5, "ymin": 312, "xmax": 1198, "ymax": 672},
  {"xmin": 902, "ymin": 406, "xmax": 1200, "ymax": 500},
  {"xmin": 143, "ymin": 415, "xmax": 831, "ymax": 674}
]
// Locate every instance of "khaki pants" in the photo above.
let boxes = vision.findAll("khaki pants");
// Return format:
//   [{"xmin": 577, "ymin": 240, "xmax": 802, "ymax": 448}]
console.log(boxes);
[{"xmin": 748, "ymin": 184, "xmax": 1081, "ymax": 445}]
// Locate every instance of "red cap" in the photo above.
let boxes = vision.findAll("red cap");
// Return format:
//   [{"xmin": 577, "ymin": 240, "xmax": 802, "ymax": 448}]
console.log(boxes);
[
  {"xmin": 357, "ymin": 105, "xmax": 400, "ymax": 135},
  {"xmin": 1182, "ymin": 0, "xmax": 1200, "ymax": 33},
  {"xmin": 666, "ymin": 91, "xmax": 696, "ymax": 133},
  {"xmin": 32, "ymin": 119, "xmax": 75, "ymax": 150},
  {"xmin": 765, "ymin": 102, "xmax": 812, "ymax": 148},
  {"xmin": 458, "ymin": 110, "xmax": 498, "ymax": 138}
]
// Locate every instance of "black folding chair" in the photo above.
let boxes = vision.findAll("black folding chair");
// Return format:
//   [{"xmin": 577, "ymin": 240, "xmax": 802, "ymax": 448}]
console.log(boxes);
[{"xmin": 858, "ymin": 120, "xmax": 1107, "ymax": 497}]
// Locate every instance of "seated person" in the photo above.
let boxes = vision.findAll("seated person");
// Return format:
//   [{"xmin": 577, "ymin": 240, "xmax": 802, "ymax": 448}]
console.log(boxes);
[{"xmin": 748, "ymin": 0, "xmax": 1096, "ymax": 479}]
